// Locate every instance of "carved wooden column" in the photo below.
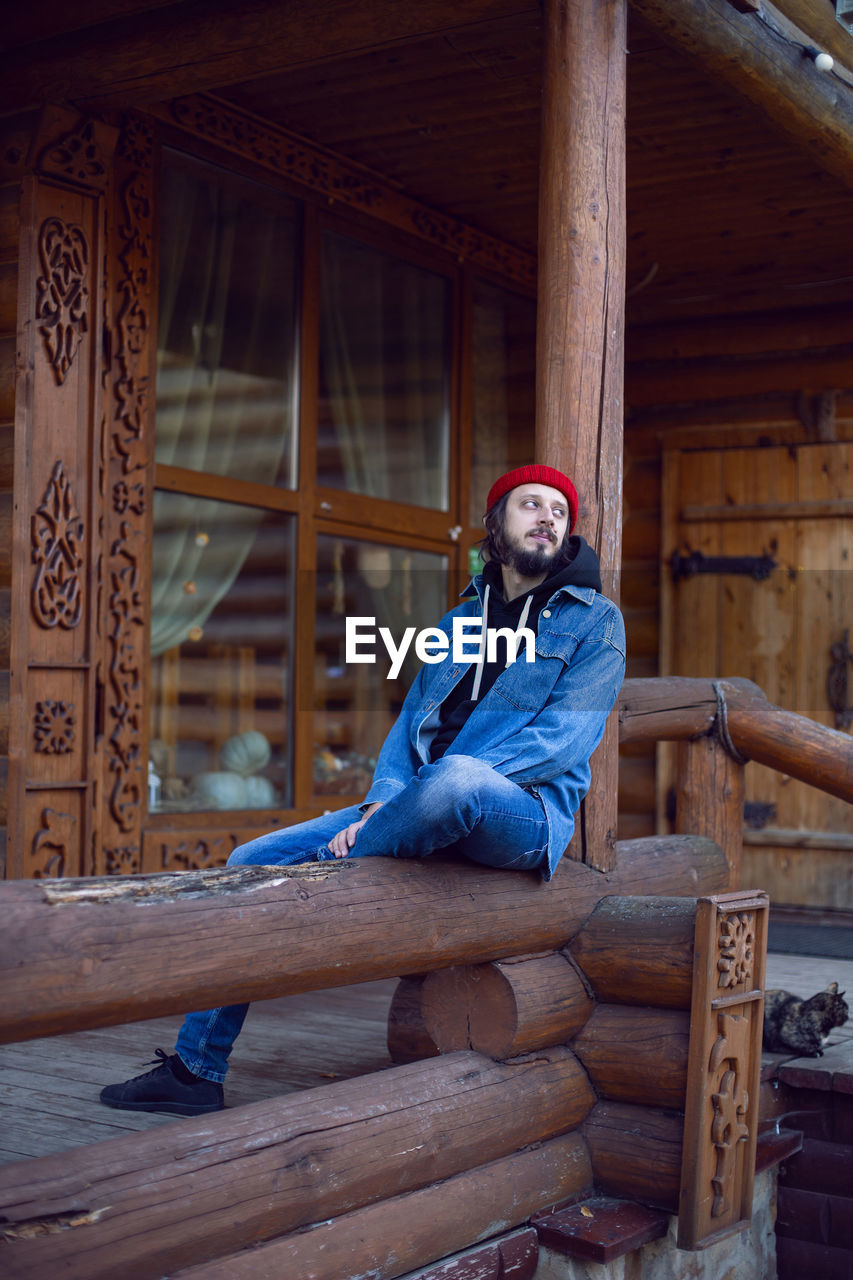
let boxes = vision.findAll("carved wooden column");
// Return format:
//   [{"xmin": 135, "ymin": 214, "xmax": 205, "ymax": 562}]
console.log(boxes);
[
  {"xmin": 7, "ymin": 108, "xmax": 117, "ymax": 878},
  {"xmin": 94, "ymin": 113, "xmax": 156, "ymax": 876},
  {"xmin": 678, "ymin": 890, "xmax": 768, "ymax": 1248},
  {"xmin": 535, "ymin": 0, "xmax": 627, "ymax": 871}
]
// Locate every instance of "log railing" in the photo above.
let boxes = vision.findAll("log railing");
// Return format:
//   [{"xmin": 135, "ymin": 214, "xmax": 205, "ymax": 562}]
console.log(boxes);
[{"xmin": 0, "ymin": 677, "xmax": 848, "ymax": 1278}]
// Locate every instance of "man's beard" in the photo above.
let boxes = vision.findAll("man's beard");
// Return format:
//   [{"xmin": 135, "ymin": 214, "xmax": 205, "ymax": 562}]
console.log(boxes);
[{"xmin": 504, "ymin": 529, "xmax": 559, "ymax": 577}]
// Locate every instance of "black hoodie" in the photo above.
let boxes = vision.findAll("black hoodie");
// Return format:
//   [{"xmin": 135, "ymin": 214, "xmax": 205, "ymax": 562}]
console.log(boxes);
[{"xmin": 429, "ymin": 535, "xmax": 603, "ymax": 762}]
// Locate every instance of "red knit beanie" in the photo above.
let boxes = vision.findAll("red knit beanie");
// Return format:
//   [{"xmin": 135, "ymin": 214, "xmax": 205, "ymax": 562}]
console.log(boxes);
[{"xmin": 485, "ymin": 465, "xmax": 579, "ymax": 532}]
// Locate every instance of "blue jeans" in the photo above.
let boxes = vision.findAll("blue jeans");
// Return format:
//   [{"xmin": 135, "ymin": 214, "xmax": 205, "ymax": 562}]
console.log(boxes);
[{"xmin": 175, "ymin": 756, "xmax": 549, "ymax": 1081}]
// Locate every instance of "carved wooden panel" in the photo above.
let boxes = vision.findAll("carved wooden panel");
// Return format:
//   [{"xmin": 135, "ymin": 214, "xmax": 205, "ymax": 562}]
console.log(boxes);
[
  {"xmin": 677, "ymin": 890, "xmax": 768, "ymax": 1250},
  {"xmin": 142, "ymin": 828, "xmax": 243, "ymax": 873},
  {"xmin": 146, "ymin": 94, "xmax": 536, "ymax": 291},
  {"xmin": 7, "ymin": 106, "xmax": 116, "ymax": 879},
  {"xmin": 96, "ymin": 112, "xmax": 155, "ymax": 876}
]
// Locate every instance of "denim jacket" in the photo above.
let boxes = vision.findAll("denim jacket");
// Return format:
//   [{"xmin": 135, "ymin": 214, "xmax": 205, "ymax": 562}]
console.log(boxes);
[{"xmin": 364, "ymin": 575, "xmax": 626, "ymax": 878}]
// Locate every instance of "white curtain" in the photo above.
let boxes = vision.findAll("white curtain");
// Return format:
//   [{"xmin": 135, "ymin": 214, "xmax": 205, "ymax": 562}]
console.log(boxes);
[{"xmin": 151, "ymin": 165, "xmax": 293, "ymax": 656}]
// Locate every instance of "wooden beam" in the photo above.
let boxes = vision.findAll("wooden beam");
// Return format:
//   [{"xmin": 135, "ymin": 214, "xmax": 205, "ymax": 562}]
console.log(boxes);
[
  {"xmin": 0, "ymin": 1049, "xmax": 593, "ymax": 1280},
  {"xmin": 0, "ymin": 0, "xmax": 537, "ymax": 112},
  {"xmin": 629, "ymin": 0, "xmax": 853, "ymax": 193},
  {"xmin": 0, "ymin": 834, "xmax": 727, "ymax": 1043},
  {"xmin": 536, "ymin": 0, "xmax": 627, "ymax": 872},
  {"xmin": 626, "ymin": 304, "xmax": 853, "ymax": 364}
]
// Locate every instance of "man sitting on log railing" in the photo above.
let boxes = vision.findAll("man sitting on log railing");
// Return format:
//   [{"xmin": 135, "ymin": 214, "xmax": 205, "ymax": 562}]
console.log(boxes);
[{"xmin": 100, "ymin": 465, "xmax": 626, "ymax": 1116}]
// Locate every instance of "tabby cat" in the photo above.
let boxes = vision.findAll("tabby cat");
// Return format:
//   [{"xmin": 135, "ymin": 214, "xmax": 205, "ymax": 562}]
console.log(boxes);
[{"xmin": 762, "ymin": 982, "xmax": 849, "ymax": 1056}]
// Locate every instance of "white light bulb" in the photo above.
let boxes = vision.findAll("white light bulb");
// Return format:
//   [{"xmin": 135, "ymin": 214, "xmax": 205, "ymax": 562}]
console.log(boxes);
[{"xmin": 814, "ymin": 51, "xmax": 834, "ymax": 72}]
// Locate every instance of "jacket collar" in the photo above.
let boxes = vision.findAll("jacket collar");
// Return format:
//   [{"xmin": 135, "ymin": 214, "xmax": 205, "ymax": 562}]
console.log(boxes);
[{"xmin": 462, "ymin": 576, "xmax": 596, "ymax": 608}]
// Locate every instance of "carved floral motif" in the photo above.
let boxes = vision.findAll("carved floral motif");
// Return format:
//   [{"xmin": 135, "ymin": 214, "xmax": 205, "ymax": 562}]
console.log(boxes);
[
  {"xmin": 159, "ymin": 836, "xmax": 238, "ymax": 871},
  {"xmin": 104, "ymin": 845, "xmax": 141, "ymax": 875},
  {"xmin": 35, "ymin": 217, "xmax": 89, "ymax": 384},
  {"xmin": 34, "ymin": 700, "xmax": 76, "ymax": 754},
  {"xmin": 38, "ymin": 118, "xmax": 109, "ymax": 187},
  {"xmin": 31, "ymin": 461, "xmax": 84, "ymax": 630},
  {"xmin": 717, "ymin": 912, "xmax": 754, "ymax": 989}
]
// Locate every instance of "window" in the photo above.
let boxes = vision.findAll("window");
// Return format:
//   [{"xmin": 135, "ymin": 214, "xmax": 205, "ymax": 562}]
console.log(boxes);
[{"xmin": 149, "ymin": 148, "xmax": 535, "ymax": 826}]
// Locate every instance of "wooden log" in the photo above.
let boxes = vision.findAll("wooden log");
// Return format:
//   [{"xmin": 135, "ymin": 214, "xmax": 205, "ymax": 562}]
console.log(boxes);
[
  {"xmin": 421, "ymin": 953, "xmax": 594, "ymax": 1058},
  {"xmin": 618, "ymin": 676, "xmax": 720, "ymax": 744},
  {"xmin": 386, "ymin": 975, "xmax": 439, "ymax": 1064},
  {"xmin": 571, "ymin": 1005, "xmax": 689, "ymax": 1110},
  {"xmin": 618, "ymin": 677, "xmax": 853, "ymax": 803},
  {"xmin": 630, "ymin": 0, "xmax": 853, "ymax": 194},
  {"xmin": 675, "ymin": 735, "xmax": 743, "ymax": 888},
  {"xmin": 0, "ymin": 836, "xmax": 725, "ymax": 1044},
  {"xmin": 582, "ymin": 1100, "xmax": 683, "ymax": 1212},
  {"xmin": 170, "ymin": 1141, "xmax": 584, "ymax": 1280},
  {"xmin": 610, "ymin": 834, "xmax": 727, "ymax": 898},
  {"xmin": 0, "ymin": 1048, "xmax": 595, "ymax": 1280},
  {"xmin": 569, "ymin": 896, "xmax": 697, "ymax": 1009},
  {"xmin": 536, "ymin": 0, "xmax": 627, "ymax": 873},
  {"xmin": 722, "ymin": 679, "xmax": 853, "ymax": 805}
]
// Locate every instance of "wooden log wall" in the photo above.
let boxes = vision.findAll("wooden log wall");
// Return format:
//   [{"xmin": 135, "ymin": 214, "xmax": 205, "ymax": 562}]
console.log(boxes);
[
  {"xmin": 0, "ymin": 1049, "xmax": 594, "ymax": 1280},
  {"xmin": 0, "ymin": 865, "xmax": 767, "ymax": 1276},
  {"xmin": 619, "ymin": 311, "xmax": 853, "ymax": 855}
]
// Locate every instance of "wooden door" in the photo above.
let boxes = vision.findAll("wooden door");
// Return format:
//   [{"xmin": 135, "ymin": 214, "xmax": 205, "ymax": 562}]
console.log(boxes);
[{"xmin": 661, "ymin": 443, "xmax": 852, "ymax": 910}]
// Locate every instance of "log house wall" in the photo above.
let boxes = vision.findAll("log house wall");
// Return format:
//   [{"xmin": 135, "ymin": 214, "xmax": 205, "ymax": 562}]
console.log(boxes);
[{"xmin": 619, "ymin": 322, "xmax": 853, "ymax": 853}]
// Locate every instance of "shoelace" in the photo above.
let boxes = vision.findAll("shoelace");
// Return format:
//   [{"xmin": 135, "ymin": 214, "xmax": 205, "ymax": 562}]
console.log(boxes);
[{"xmin": 138, "ymin": 1047, "xmax": 173, "ymax": 1077}]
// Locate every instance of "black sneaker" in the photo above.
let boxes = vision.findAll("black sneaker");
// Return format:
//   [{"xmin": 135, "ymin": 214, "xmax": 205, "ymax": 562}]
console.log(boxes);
[{"xmin": 99, "ymin": 1049, "xmax": 224, "ymax": 1115}]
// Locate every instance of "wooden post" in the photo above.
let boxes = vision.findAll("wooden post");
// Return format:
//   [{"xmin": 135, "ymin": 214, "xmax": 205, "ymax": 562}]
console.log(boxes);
[
  {"xmin": 677, "ymin": 891, "xmax": 768, "ymax": 1249},
  {"xmin": 675, "ymin": 736, "xmax": 745, "ymax": 890},
  {"xmin": 536, "ymin": 0, "xmax": 627, "ymax": 871}
]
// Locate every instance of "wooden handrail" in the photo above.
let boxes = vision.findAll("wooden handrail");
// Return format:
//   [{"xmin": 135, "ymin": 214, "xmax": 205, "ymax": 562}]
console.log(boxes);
[{"xmin": 618, "ymin": 676, "xmax": 853, "ymax": 805}]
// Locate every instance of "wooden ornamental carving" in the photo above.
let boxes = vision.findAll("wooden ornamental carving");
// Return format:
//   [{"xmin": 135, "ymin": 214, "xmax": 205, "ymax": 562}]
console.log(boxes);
[
  {"xmin": 151, "ymin": 95, "xmax": 536, "ymax": 291},
  {"xmin": 31, "ymin": 461, "xmax": 84, "ymax": 630},
  {"xmin": 37, "ymin": 117, "xmax": 110, "ymax": 189},
  {"xmin": 34, "ymin": 700, "xmax": 76, "ymax": 754},
  {"xmin": 677, "ymin": 891, "xmax": 768, "ymax": 1250},
  {"xmin": 98, "ymin": 112, "xmax": 155, "ymax": 875},
  {"xmin": 716, "ymin": 912, "xmax": 754, "ymax": 989},
  {"xmin": 29, "ymin": 806, "xmax": 76, "ymax": 878},
  {"xmin": 35, "ymin": 217, "xmax": 89, "ymax": 384}
]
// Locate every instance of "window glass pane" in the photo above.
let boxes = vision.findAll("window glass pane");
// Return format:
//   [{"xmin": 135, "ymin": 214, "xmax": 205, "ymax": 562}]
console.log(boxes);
[
  {"xmin": 470, "ymin": 279, "xmax": 536, "ymax": 523},
  {"xmin": 149, "ymin": 491, "xmax": 295, "ymax": 811},
  {"xmin": 156, "ymin": 152, "xmax": 299, "ymax": 487},
  {"xmin": 318, "ymin": 231, "xmax": 450, "ymax": 509},
  {"xmin": 313, "ymin": 535, "xmax": 448, "ymax": 795}
]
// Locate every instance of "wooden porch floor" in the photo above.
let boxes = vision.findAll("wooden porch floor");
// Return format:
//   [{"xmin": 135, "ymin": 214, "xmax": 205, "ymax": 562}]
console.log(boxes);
[{"xmin": 2, "ymin": 956, "xmax": 852, "ymax": 1168}]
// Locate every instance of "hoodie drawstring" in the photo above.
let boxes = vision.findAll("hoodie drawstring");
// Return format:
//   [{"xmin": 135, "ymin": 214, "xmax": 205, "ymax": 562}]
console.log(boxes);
[{"xmin": 471, "ymin": 587, "xmax": 534, "ymax": 703}]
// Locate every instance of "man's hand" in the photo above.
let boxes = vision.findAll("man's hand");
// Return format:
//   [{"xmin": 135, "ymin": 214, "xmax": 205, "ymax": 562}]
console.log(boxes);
[{"xmin": 326, "ymin": 802, "xmax": 383, "ymax": 858}]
